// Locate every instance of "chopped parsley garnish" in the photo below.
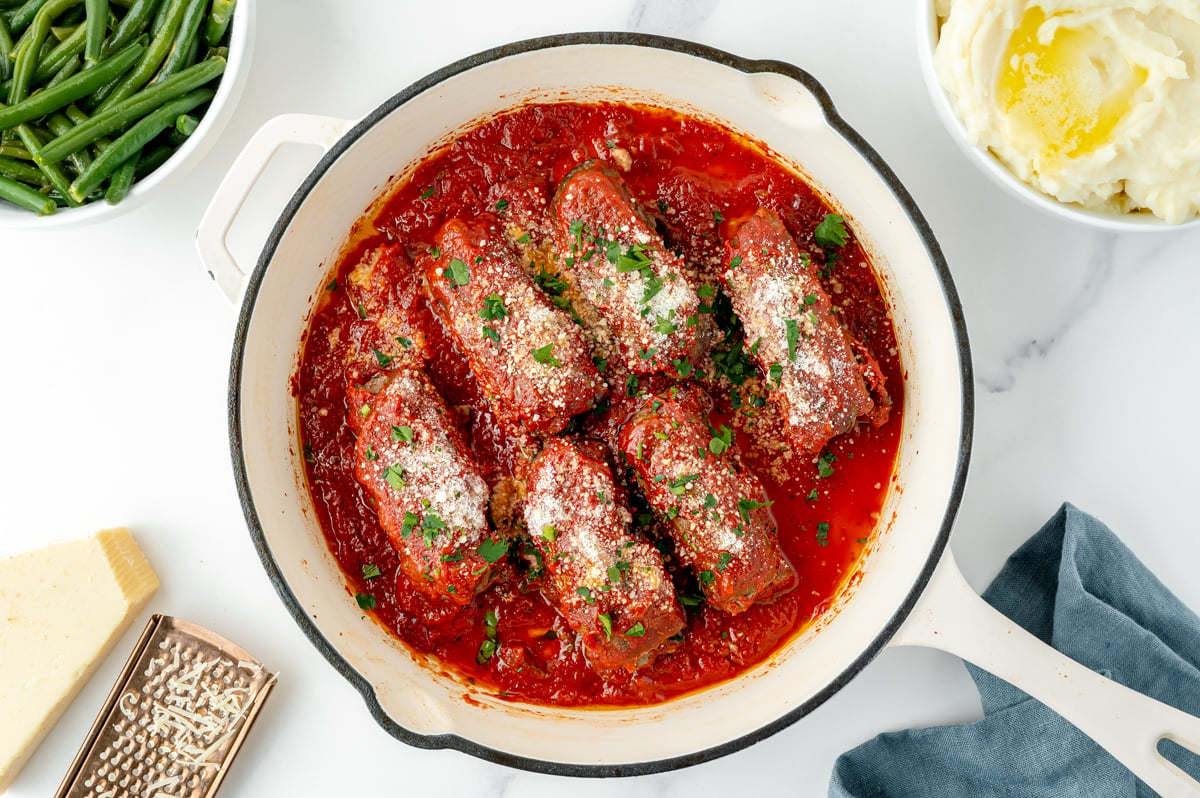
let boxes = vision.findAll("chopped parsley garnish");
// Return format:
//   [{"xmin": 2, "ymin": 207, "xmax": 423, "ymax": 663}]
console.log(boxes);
[
  {"xmin": 440, "ymin": 550, "xmax": 464, "ymax": 562},
  {"xmin": 708, "ymin": 425, "xmax": 733, "ymax": 455},
  {"xmin": 478, "ymin": 293, "xmax": 507, "ymax": 320},
  {"xmin": 372, "ymin": 347, "xmax": 393, "ymax": 367},
  {"xmin": 592, "ymin": 354, "xmax": 608, "ymax": 373},
  {"xmin": 625, "ymin": 374, "xmax": 639, "ymax": 397},
  {"xmin": 382, "ymin": 464, "xmax": 406, "ymax": 491},
  {"xmin": 494, "ymin": 198, "xmax": 509, "ymax": 212},
  {"xmin": 699, "ymin": 570, "xmax": 716, "ymax": 586},
  {"xmin": 576, "ymin": 586, "xmax": 595, "ymax": 604},
  {"xmin": 303, "ymin": 442, "xmax": 316, "ymax": 464},
  {"xmin": 362, "ymin": 563, "xmax": 382, "ymax": 580},
  {"xmin": 716, "ymin": 551, "xmax": 733, "ymax": 571},
  {"xmin": 673, "ymin": 358, "xmax": 694, "ymax": 378},
  {"xmin": 420, "ymin": 185, "xmax": 434, "ymax": 199},
  {"xmin": 803, "ymin": 293, "xmax": 819, "ymax": 306},
  {"xmin": 355, "ymin": 592, "xmax": 376, "ymax": 610},
  {"xmin": 356, "ymin": 303, "xmax": 367, "ymax": 320},
  {"xmin": 395, "ymin": 336, "xmax": 412, "ymax": 349},
  {"xmin": 476, "ymin": 538, "xmax": 508, "ymax": 564},
  {"xmin": 697, "ymin": 284, "xmax": 716, "ymax": 299},
  {"xmin": 737, "ymin": 497, "xmax": 775, "ymax": 523},
  {"xmin": 785, "ymin": 318, "xmax": 800, "ymax": 361},
  {"xmin": 704, "ymin": 493, "xmax": 718, "ymax": 509},
  {"xmin": 445, "ymin": 258, "xmax": 471, "ymax": 288},
  {"xmin": 541, "ymin": 524, "xmax": 557, "ymax": 543},
  {"xmin": 713, "ymin": 209, "xmax": 724, "ymax": 224},
  {"xmin": 639, "ymin": 347, "xmax": 658, "ymax": 360},
  {"xmin": 668, "ymin": 473, "xmax": 700, "ymax": 495},
  {"xmin": 625, "ymin": 621, "xmax": 647, "ymax": 637},
  {"xmin": 534, "ymin": 268, "xmax": 569, "ymax": 295},
  {"xmin": 654, "ymin": 315, "xmax": 677, "ymax": 335},
  {"xmin": 359, "ymin": 404, "xmax": 372, "ymax": 418},
  {"xmin": 817, "ymin": 451, "xmax": 837, "ymax": 479},
  {"xmin": 730, "ymin": 255, "xmax": 743, "ymax": 269},
  {"xmin": 400, "ymin": 511, "xmax": 420, "ymax": 539},
  {"xmin": 816, "ymin": 521, "xmax": 830, "ymax": 547},
  {"xmin": 517, "ymin": 232, "xmax": 531, "ymax": 243},
  {"xmin": 814, "ymin": 213, "xmax": 849, "ymax": 250},
  {"xmin": 482, "ymin": 325, "xmax": 500, "ymax": 342},
  {"xmin": 768, "ymin": 362, "xmax": 783, "ymax": 385},
  {"xmin": 806, "ymin": 488, "xmax": 819, "ymax": 502},
  {"xmin": 598, "ymin": 613, "xmax": 613, "ymax": 639},
  {"xmin": 531, "ymin": 342, "xmax": 561, "ymax": 367},
  {"xmin": 326, "ymin": 279, "xmax": 338, "ymax": 291},
  {"xmin": 391, "ymin": 425, "xmax": 414, "ymax": 444},
  {"xmin": 658, "ymin": 199, "xmax": 669, "ymax": 214},
  {"xmin": 477, "ymin": 608, "xmax": 499, "ymax": 665}
]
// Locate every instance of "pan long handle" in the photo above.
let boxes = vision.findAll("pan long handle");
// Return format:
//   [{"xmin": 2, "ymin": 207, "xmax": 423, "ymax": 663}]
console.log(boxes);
[
  {"xmin": 891, "ymin": 550, "xmax": 1200, "ymax": 797},
  {"xmin": 195, "ymin": 113, "xmax": 355, "ymax": 304}
]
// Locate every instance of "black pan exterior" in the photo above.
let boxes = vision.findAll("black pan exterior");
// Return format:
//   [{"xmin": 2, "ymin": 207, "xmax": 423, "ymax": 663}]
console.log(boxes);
[{"xmin": 228, "ymin": 31, "xmax": 974, "ymax": 778}]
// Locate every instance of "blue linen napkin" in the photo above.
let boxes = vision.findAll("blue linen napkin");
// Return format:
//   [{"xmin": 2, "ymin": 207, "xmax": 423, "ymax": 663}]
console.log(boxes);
[{"xmin": 829, "ymin": 503, "xmax": 1200, "ymax": 797}]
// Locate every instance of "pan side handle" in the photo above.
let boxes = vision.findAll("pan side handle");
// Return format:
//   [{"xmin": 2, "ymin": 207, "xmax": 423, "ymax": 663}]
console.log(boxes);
[
  {"xmin": 195, "ymin": 113, "xmax": 356, "ymax": 305},
  {"xmin": 891, "ymin": 550, "xmax": 1200, "ymax": 798}
]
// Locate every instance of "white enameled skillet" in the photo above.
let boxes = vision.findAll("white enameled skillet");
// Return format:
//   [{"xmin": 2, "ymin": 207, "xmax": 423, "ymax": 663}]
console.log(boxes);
[{"xmin": 197, "ymin": 33, "xmax": 1200, "ymax": 793}]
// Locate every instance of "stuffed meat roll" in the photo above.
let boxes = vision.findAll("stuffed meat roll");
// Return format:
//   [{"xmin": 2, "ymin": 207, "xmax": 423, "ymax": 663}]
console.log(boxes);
[
  {"xmin": 423, "ymin": 216, "xmax": 604, "ymax": 435},
  {"xmin": 722, "ymin": 208, "xmax": 875, "ymax": 455},
  {"xmin": 522, "ymin": 437, "xmax": 685, "ymax": 670},
  {"xmin": 548, "ymin": 161, "xmax": 698, "ymax": 375},
  {"xmin": 618, "ymin": 387, "xmax": 795, "ymax": 614},
  {"xmin": 347, "ymin": 368, "xmax": 505, "ymax": 604}
]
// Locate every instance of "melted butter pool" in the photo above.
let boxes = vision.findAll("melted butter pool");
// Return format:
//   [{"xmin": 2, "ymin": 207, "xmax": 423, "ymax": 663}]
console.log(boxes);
[{"xmin": 998, "ymin": 6, "xmax": 1147, "ymax": 159}]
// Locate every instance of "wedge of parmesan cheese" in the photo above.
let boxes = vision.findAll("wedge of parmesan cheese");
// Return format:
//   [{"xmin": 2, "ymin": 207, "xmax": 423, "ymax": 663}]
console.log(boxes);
[{"xmin": 0, "ymin": 528, "xmax": 158, "ymax": 793}]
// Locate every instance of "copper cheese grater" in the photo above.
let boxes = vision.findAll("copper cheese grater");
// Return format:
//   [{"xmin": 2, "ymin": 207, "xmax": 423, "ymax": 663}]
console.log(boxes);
[{"xmin": 55, "ymin": 615, "xmax": 277, "ymax": 798}]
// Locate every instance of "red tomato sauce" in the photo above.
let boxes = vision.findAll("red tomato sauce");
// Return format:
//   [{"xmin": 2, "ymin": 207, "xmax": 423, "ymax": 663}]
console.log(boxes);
[{"xmin": 296, "ymin": 102, "xmax": 903, "ymax": 706}]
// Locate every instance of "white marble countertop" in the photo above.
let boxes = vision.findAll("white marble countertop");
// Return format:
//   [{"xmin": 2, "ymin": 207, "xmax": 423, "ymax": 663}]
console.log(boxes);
[{"xmin": 5, "ymin": 1, "xmax": 1200, "ymax": 796}]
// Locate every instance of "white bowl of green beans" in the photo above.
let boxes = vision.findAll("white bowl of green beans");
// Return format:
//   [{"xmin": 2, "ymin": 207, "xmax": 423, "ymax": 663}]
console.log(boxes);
[{"xmin": 0, "ymin": 0, "xmax": 251, "ymax": 226}]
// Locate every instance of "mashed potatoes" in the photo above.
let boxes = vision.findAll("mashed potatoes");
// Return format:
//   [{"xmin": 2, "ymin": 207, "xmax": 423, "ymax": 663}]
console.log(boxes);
[{"xmin": 935, "ymin": 0, "xmax": 1200, "ymax": 223}]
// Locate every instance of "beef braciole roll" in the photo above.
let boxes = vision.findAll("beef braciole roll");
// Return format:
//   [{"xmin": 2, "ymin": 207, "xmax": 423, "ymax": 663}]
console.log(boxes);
[
  {"xmin": 548, "ymin": 161, "xmax": 699, "ymax": 375},
  {"xmin": 618, "ymin": 387, "xmax": 795, "ymax": 615},
  {"xmin": 422, "ymin": 216, "xmax": 605, "ymax": 435},
  {"xmin": 343, "ymin": 242, "xmax": 429, "ymax": 367},
  {"xmin": 522, "ymin": 437, "xmax": 685, "ymax": 671},
  {"xmin": 722, "ymin": 208, "xmax": 877, "ymax": 456},
  {"xmin": 347, "ymin": 369, "xmax": 505, "ymax": 605}
]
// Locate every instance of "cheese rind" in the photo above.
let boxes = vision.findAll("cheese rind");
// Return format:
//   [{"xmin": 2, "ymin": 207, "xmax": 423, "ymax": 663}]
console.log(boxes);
[{"xmin": 0, "ymin": 528, "xmax": 158, "ymax": 793}]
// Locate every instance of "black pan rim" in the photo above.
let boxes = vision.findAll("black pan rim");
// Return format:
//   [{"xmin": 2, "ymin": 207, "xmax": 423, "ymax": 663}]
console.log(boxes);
[{"xmin": 228, "ymin": 30, "xmax": 974, "ymax": 780}]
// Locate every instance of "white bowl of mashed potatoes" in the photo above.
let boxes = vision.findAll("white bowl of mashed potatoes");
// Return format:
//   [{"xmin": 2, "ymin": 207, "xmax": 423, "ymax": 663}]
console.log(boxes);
[{"xmin": 920, "ymin": 0, "xmax": 1200, "ymax": 230}]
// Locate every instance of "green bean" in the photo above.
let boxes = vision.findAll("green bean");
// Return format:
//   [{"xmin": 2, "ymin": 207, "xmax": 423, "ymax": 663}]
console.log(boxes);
[
  {"xmin": 0, "ymin": 141, "xmax": 30, "ymax": 157},
  {"xmin": 42, "ymin": 51, "xmax": 79, "ymax": 87},
  {"xmin": 0, "ymin": 14, "xmax": 13, "ymax": 82},
  {"xmin": 68, "ymin": 83, "xmax": 206, "ymax": 199},
  {"xmin": 131, "ymin": 137, "xmax": 165, "ymax": 174},
  {"xmin": 202, "ymin": 0, "xmax": 231, "ymax": 47},
  {"xmin": 36, "ymin": 53, "xmax": 218, "ymax": 163},
  {"xmin": 91, "ymin": 0, "xmax": 179, "ymax": 110},
  {"xmin": 102, "ymin": 143, "xmax": 133, "ymax": 202},
  {"xmin": 8, "ymin": 0, "xmax": 84, "ymax": 103},
  {"xmin": 173, "ymin": 110, "xmax": 194, "ymax": 135},
  {"xmin": 15, "ymin": 123, "xmax": 79, "ymax": 204},
  {"xmin": 4, "ymin": 0, "xmax": 50, "ymax": 36},
  {"xmin": 0, "ymin": 40, "xmax": 140, "ymax": 127},
  {"xmin": 62, "ymin": 100, "xmax": 86, "ymax": 124},
  {"xmin": 0, "ymin": 153, "xmax": 46, "ymax": 182},
  {"xmin": 0, "ymin": 171, "xmax": 54, "ymax": 212},
  {"xmin": 55, "ymin": 1, "xmax": 81, "ymax": 25},
  {"xmin": 152, "ymin": 0, "xmax": 199, "ymax": 82},
  {"xmin": 83, "ymin": 0, "xmax": 104, "ymax": 63},
  {"xmin": 31, "ymin": 19, "xmax": 84, "ymax": 81},
  {"xmin": 44, "ymin": 110, "xmax": 89, "ymax": 173},
  {"xmin": 98, "ymin": 0, "xmax": 153, "ymax": 57}
]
